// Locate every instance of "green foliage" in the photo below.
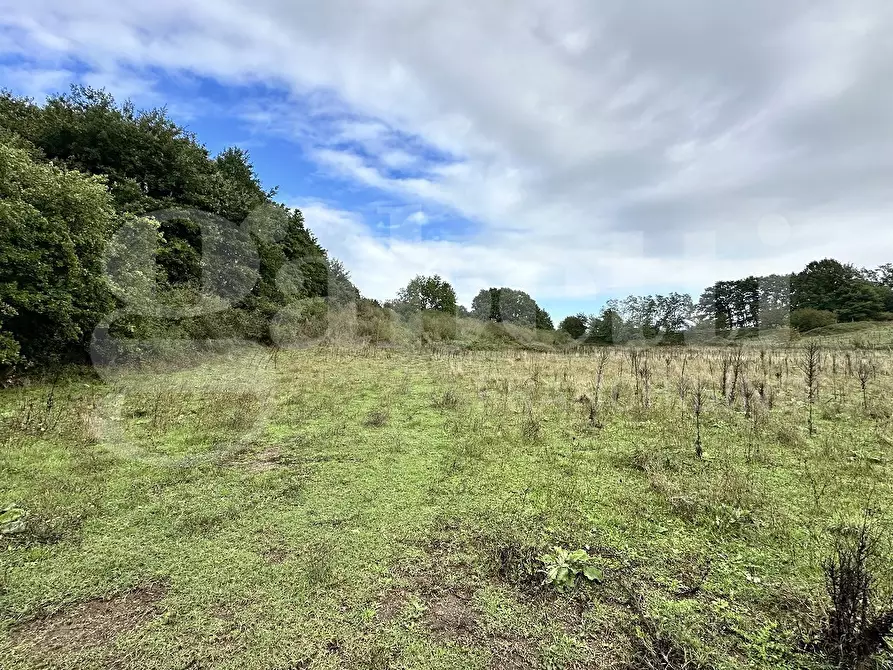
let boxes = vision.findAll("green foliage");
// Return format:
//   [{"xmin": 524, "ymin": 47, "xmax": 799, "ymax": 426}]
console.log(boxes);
[
  {"xmin": 0, "ymin": 86, "xmax": 360, "ymax": 365},
  {"xmin": 539, "ymin": 546, "xmax": 604, "ymax": 592},
  {"xmin": 535, "ymin": 306, "xmax": 553, "ymax": 330},
  {"xmin": 586, "ymin": 307, "xmax": 624, "ymax": 344},
  {"xmin": 395, "ymin": 274, "xmax": 457, "ymax": 315},
  {"xmin": 697, "ymin": 275, "xmax": 789, "ymax": 331},
  {"xmin": 834, "ymin": 281, "xmax": 887, "ymax": 322},
  {"xmin": 470, "ymin": 287, "xmax": 551, "ymax": 329},
  {"xmin": 558, "ymin": 314, "xmax": 588, "ymax": 339},
  {"xmin": 419, "ymin": 310, "xmax": 459, "ymax": 341},
  {"xmin": 790, "ymin": 308, "xmax": 838, "ymax": 333},
  {"xmin": 792, "ymin": 259, "xmax": 860, "ymax": 313},
  {"xmin": 325, "ymin": 258, "xmax": 361, "ymax": 306},
  {"xmin": 270, "ymin": 297, "xmax": 329, "ymax": 346},
  {"xmin": 0, "ymin": 140, "xmax": 115, "ymax": 366},
  {"xmin": 355, "ymin": 299, "xmax": 399, "ymax": 343}
]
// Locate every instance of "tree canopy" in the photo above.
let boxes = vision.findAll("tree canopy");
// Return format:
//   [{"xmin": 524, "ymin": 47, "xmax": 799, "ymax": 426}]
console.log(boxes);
[
  {"xmin": 470, "ymin": 287, "xmax": 553, "ymax": 329},
  {"xmin": 0, "ymin": 86, "xmax": 359, "ymax": 369},
  {"xmin": 394, "ymin": 275, "xmax": 458, "ymax": 315},
  {"xmin": 0, "ymin": 141, "xmax": 116, "ymax": 365}
]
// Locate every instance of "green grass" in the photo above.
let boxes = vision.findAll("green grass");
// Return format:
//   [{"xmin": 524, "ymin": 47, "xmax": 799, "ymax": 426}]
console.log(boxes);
[{"xmin": 2, "ymin": 345, "xmax": 893, "ymax": 669}]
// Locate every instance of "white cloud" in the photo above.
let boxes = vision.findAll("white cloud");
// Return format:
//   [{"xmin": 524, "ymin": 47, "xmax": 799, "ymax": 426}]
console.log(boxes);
[
  {"xmin": 405, "ymin": 211, "xmax": 428, "ymax": 226},
  {"xmin": 4, "ymin": 0, "xmax": 893, "ymax": 304}
]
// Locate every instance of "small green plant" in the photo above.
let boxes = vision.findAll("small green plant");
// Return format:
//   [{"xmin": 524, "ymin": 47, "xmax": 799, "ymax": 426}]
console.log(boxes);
[
  {"xmin": 539, "ymin": 546, "xmax": 603, "ymax": 592},
  {"xmin": 433, "ymin": 389, "xmax": 461, "ymax": 410},
  {"xmin": 363, "ymin": 408, "xmax": 390, "ymax": 427}
]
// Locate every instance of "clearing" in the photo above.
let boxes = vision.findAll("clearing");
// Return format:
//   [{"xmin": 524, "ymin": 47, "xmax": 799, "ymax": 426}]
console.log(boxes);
[{"xmin": 1, "ymin": 343, "xmax": 892, "ymax": 669}]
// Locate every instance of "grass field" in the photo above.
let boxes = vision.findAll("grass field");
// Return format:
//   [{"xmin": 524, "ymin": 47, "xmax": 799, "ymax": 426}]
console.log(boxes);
[{"xmin": 2, "ymin": 341, "xmax": 893, "ymax": 669}]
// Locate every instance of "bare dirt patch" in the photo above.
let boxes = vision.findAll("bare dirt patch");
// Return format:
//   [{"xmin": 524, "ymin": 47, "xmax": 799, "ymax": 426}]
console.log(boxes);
[
  {"xmin": 423, "ymin": 590, "xmax": 477, "ymax": 638},
  {"xmin": 374, "ymin": 587, "xmax": 411, "ymax": 624},
  {"xmin": 246, "ymin": 447, "xmax": 284, "ymax": 472},
  {"xmin": 487, "ymin": 635, "xmax": 538, "ymax": 670},
  {"xmin": 10, "ymin": 583, "xmax": 168, "ymax": 657}
]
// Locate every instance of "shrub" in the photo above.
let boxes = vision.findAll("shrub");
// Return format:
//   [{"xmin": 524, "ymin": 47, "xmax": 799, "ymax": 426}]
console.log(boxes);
[
  {"xmin": 355, "ymin": 299, "xmax": 398, "ymax": 344},
  {"xmin": 0, "ymin": 141, "xmax": 116, "ymax": 366},
  {"xmin": 270, "ymin": 298, "xmax": 329, "ymax": 347},
  {"xmin": 817, "ymin": 516, "xmax": 893, "ymax": 669},
  {"xmin": 791, "ymin": 308, "xmax": 837, "ymax": 333},
  {"xmin": 419, "ymin": 310, "xmax": 458, "ymax": 342}
]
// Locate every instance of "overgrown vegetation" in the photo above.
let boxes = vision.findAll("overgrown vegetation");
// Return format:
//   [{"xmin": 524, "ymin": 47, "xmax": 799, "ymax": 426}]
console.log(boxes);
[
  {"xmin": 3, "ymin": 340, "xmax": 893, "ymax": 668},
  {"xmin": 816, "ymin": 515, "xmax": 893, "ymax": 669}
]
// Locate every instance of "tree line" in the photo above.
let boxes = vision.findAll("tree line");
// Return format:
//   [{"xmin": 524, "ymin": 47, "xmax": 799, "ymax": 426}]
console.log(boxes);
[
  {"xmin": 386, "ymin": 257, "xmax": 893, "ymax": 348},
  {"xmin": 556, "ymin": 260, "xmax": 893, "ymax": 344},
  {"xmin": 1, "ymin": 86, "xmax": 368, "ymax": 373},
  {"xmin": 2, "ymin": 85, "xmax": 892, "ymax": 375}
]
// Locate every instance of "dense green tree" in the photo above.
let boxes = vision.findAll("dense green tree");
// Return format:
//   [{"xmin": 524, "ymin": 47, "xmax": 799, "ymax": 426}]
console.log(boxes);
[
  {"xmin": 696, "ymin": 275, "xmax": 790, "ymax": 332},
  {"xmin": 396, "ymin": 275, "xmax": 457, "ymax": 315},
  {"xmin": 870, "ymin": 263, "xmax": 893, "ymax": 288},
  {"xmin": 558, "ymin": 314, "xmax": 587, "ymax": 339},
  {"xmin": 833, "ymin": 281, "xmax": 887, "ymax": 322},
  {"xmin": 861, "ymin": 264, "xmax": 893, "ymax": 312},
  {"xmin": 325, "ymin": 258, "xmax": 361, "ymax": 306},
  {"xmin": 471, "ymin": 288, "xmax": 503, "ymax": 322},
  {"xmin": 470, "ymin": 287, "xmax": 550, "ymax": 328},
  {"xmin": 791, "ymin": 259, "xmax": 860, "ymax": 313},
  {"xmin": 0, "ymin": 140, "xmax": 115, "ymax": 364},
  {"xmin": 586, "ymin": 308, "xmax": 624, "ymax": 344},
  {"xmin": 535, "ymin": 307, "xmax": 554, "ymax": 331},
  {"xmin": 0, "ymin": 86, "xmax": 359, "ymax": 358}
]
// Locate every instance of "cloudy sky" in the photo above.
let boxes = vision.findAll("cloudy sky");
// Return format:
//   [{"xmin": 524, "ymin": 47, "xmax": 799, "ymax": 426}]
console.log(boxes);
[{"xmin": 2, "ymin": 1, "xmax": 893, "ymax": 318}]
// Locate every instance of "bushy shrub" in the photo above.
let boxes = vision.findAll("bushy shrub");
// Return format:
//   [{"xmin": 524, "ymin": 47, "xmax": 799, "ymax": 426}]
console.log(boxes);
[
  {"xmin": 0, "ymin": 141, "xmax": 116, "ymax": 366},
  {"xmin": 419, "ymin": 310, "xmax": 458, "ymax": 342},
  {"xmin": 790, "ymin": 308, "xmax": 837, "ymax": 333},
  {"xmin": 270, "ymin": 298, "xmax": 329, "ymax": 347},
  {"xmin": 355, "ymin": 299, "xmax": 398, "ymax": 344}
]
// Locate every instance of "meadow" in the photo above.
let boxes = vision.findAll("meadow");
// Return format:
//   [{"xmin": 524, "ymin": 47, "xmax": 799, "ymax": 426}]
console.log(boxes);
[{"xmin": 2, "ymin": 334, "xmax": 893, "ymax": 669}]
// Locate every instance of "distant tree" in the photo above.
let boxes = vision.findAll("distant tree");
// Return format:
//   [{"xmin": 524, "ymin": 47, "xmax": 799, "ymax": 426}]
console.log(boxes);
[
  {"xmin": 833, "ymin": 281, "xmax": 886, "ymax": 322},
  {"xmin": 697, "ymin": 275, "xmax": 790, "ymax": 332},
  {"xmin": 558, "ymin": 314, "xmax": 587, "ymax": 339},
  {"xmin": 535, "ymin": 307, "xmax": 554, "ymax": 330},
  {"xmin": 471, "ymin": 288, "xmax": 503, "ymax": 322},
  {"xmin": 876, "ymin": 263, "xmax": 893, "ymax": 287},
  {"xmin": 790, "ymin": 308, "xmax": 837, "ymax": 333},
  {"xmin": 757, "ymin": 274, "xmax": 792, "ymax": 328},
  {"xmin": 470, "ymin": 287, "xmax": 549, "ymax": 328},
  {"xmin": 396, "ymin": 275, "xmax": 457, "ymax": 315},
  {"xmin": 609, "ymin": 293, "xmax": 693, "ymax": 339},
  {"xmin": 792, "ymin": 259, "xmax": 860, "ymax": 313},
  {"xmin": 653, "ymin": 292, "xmax": 694, "ymax": 334},
  {"xmin": 861, "ymin": 263, "xmax": 893, "ymax": 312},
  {"xmin": 456, "ymin": 304, "xmax": 472, "ymax": 318},
  {"xmin": 587, "ymin": 308, "xmax": 624, "ymax": 344},
  {"xmin": 325, "ymin": 257, "xmax": 361, "ymax": 306}
]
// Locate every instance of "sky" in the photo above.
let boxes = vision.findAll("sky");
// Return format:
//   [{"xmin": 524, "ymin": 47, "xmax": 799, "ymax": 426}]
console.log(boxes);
[{"xmin": 2, "ymin": 1, "xmax": 893, "ymax": 321}]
